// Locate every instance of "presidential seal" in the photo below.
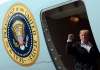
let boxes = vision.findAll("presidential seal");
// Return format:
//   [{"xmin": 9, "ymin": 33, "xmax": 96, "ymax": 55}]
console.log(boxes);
[{"xmin": 2, "ymin": 3, "xmax": 39, "ymax": 66}]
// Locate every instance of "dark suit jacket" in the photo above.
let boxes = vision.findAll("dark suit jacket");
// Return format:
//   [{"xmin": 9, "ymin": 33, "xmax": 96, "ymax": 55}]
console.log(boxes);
[
  {"xmin": 73, "ymin": 42, "xmax": 99, "ymax": 64},
  {"xmin": 66, "ymin": 41, "xmax": 100, "ymax": 69}
]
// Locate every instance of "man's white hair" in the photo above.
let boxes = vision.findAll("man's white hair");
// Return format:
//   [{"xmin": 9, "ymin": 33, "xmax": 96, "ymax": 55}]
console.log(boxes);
[{"xmin": 80, "ymin": 29, "xmax": 89, "ymax": 34}]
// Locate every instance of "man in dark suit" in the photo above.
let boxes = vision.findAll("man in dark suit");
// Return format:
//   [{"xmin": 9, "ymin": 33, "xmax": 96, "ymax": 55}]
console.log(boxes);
[{"xmin": 66, "ymin": 29, "xmax": 99, "ymax": 70}]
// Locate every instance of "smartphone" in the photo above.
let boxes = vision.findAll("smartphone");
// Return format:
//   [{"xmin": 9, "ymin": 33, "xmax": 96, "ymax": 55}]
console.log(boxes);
[{"xmin": 41, "ymin": 0, "xmax": 100, "ymax": 70}]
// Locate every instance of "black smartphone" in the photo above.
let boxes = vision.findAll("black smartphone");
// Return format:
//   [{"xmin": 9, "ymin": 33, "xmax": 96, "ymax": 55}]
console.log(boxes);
[{"xmin": 41, "ymin": 0, "xmax": 100, "ymax": 70}]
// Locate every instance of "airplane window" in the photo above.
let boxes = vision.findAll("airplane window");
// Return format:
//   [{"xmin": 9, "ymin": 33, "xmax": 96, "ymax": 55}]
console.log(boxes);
[{"xmin": 41, "ymin": 0, "xmax": 100, "ymax": 70}]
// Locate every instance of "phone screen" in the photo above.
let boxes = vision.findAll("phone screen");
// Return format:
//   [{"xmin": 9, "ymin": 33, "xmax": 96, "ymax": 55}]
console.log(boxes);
[{"xmin": 41, "ymin": 0, "xmax": 100, "ymax": 70}]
